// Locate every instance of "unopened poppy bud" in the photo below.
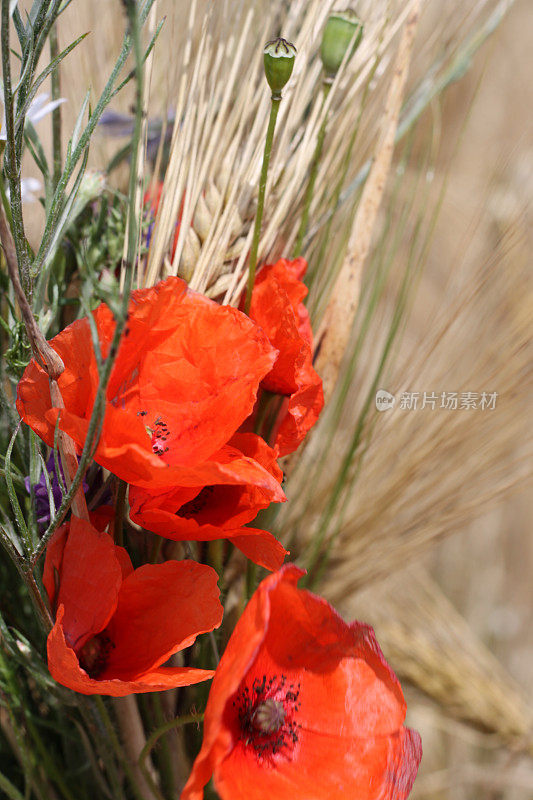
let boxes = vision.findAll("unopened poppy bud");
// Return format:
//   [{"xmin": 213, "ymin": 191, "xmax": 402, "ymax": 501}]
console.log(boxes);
[
  {"xmin": 263, "ymin": 38, "xmax": 297, "ymax": 98},
  {"xmin": 320, "ymin": 9, "xmax": 363, "ymax": 79}
]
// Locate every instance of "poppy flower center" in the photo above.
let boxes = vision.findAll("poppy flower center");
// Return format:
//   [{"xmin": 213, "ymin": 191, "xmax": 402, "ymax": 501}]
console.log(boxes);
[
  {"xmin": 234, "ymin": 674, "xmax": 301, "ymax": 758},
  {"xmin": 78, "ymin": 633, "xmax": 114, "ymax": 678}
]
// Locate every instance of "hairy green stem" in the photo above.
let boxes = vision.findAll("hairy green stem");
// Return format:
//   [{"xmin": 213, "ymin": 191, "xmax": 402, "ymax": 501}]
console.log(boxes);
[
  {"xmin": 32, "ymin": 0, "xmax": 157, "ymax": 300},
  {"xmin": 139, "ymin": 713, "xmax": 204, "ymax": 772},
  {"xmin": 311, "ymin": 56, "xmax": 379, "ymax": 285},
  {"xmin": 96, "ymin": 696, "xmax": 152, "ymax": 800},
  {"xmin": 0, "ymin": 771, "xmax": 25, "ymax": 800},
  {"xmin": 1, "ymin": 0, "xmax": 31, "ymax": 295},
  {"xmin": 24, "ymin": 569, "xmax": 53, "ymax": 630},
  {"xmin": 151, "ymin": 694, "xmax": 177, "ymax": 798},
  {"xmin": 244, "ymin": 94, "xmax": 281, "ymax": 315},
  {"xmin": 50, "ymin": 23, "xmax": 62, "ymax": 191},
  {"xmin": 113, "ymin": 479, "xmax": 128, "ymax": 546},
  {"xmin": 124, "ymin": 0, "xmax": 145, "ymax": 275},
  {"xmin": 293, "ymin": 82, "xmax": 331, "ymax": 258}
]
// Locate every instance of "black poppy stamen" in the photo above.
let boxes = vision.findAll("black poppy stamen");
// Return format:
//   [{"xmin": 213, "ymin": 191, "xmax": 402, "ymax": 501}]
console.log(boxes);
[
  {"xmin": 179, "ymin": 486, "xmax": 216, "ymax": 518},
  {"xmin": 78, "ymin": 633, "xmax": 115, "ymax": 679},
  {"xmin": 233, "ymin": 673, "xmax": 301, "ymax": 758},
  {"xmin": 146, "ymin": 417, "xmax": 172, "ymax": 457}
]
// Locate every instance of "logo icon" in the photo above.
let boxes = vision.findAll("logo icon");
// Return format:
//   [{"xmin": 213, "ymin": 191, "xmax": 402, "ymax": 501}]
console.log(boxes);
[{"xmin": 375, "ymin": 389, "xmax": 395, "ymax": 412}]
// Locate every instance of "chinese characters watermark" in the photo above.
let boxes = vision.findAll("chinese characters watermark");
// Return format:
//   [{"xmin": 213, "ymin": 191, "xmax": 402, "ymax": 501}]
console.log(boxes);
[{"xmin": 375, "ymin": 390, "xmax": 498, "ymax": 412}]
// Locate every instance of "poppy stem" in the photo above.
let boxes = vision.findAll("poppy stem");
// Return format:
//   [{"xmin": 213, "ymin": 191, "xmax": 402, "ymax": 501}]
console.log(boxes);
[
  {"xmin": 0, "ymin": 202, "xmax": 64, "ymax": 379},
  {"xmin": 293, "ymin": 81, "xmax": 331, "ymax": 258},
  {"xmin": 24, "ymin": 569, "xmax": 53, "ymax": 631},
  {"xmin": 50, "ymin": 22, "xmax": 62, "ymax": 191},
  {"xmin": 97, "ymin": 696, "xmax": 156, "ymax": 800},
  {"xmin": 245, "ymin": 561, "xmax": 257, "ymax": 600},
  {"xmin": 114, "ymin": 479, "xmax": 128, "ymax": 546},
  {"xmin": 49, "ymin": 381, "xmax": 89, "ymax": 522},
  {"xmin": 150, "ymin": 694, "xmax": 178, "ymax": 798},
  {"xmin": 244, "ymin": 94, "xmax": 281, "ymax": 315},
  {"xmin": 138, "ymin": 713, "xmax": 204, "ymax": 774}
]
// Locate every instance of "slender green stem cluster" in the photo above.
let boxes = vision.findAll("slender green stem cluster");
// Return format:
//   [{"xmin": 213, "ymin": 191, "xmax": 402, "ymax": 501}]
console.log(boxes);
[
  {"xmin": 293, "ymin": 82, "xmax": 331, "ymax": 258},
  {"xmin": 294, "ymin": 9, "xmax": 364, "ymax": 258}
]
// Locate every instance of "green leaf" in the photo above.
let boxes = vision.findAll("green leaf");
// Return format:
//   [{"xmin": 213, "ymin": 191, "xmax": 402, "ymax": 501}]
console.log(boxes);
[{"xmin": 14, "ymin": 32, "xmax": 88, "ymax": 134}]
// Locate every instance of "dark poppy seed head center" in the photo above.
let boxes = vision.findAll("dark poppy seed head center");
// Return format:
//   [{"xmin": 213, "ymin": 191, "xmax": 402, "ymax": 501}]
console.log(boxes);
[
  {"xmin": 78, "ymin": 633, "xmax": 114, "ymax": 678},
  {"xmin": 233, "ymin": 673, "xmax": 301, "ymax": 758},
  {"xmin": 252, "ymin": 698, "xmax": 286, "ymax": 734}
]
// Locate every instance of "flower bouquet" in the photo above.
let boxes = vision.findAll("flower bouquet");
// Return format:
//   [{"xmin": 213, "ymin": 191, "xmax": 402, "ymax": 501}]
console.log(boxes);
[{"xmin": 0, "ymin": 1, "xmax": 530, "ymax": 799}]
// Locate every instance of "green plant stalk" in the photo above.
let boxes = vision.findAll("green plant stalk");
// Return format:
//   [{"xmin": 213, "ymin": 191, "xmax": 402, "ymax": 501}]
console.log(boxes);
[
  {"xmin": 25, "ymin": 716, "xmax": 78, "ymax": 800},
  {"xmin": 245, "ymin": 560, "xmax": 257, "ymax": 601},
  {"xmin": 0, "ymin": 151, "xmax": 14, "ymax": 229},
  {"xmin": 309, "ymin": 56, "xmax": 380, "ymax": 290},
  {"xmin": 1, "ymin": 0, "xmax": 31, "ymax": 295},
  {"xmin": 27, "ymin": 4, "xmax": 152, "ymax": 566},
  {"xmin": 0, "ymin": 646, "xmax": 47, "ymax": 800},
  {"xmin": 0, "ymin": 771, "xmax": 25, "ymax": 800},
  {"xmin": 77, "ymin": 695, "xmax": 128, "ymax": 799},
  {"xmin": 73, "ymin": 714, "xmax": 124, "ymax": 800},
  {"xmin": 49, "ymin": 22, "xmax": 62, "ymax": 191},
  {"xmin": 32, "ymin": 0, "xmax": 157, "ymax": 301},
  {"xmin": 95, "ymin": 696, "xmax": 150, "ymax": 800},
  {"xmin": 306, "ymin": 65, "xmax": 482, "ymax": 587},
  {"xmin": 124, "ymin": 0, "xmax": 145, "ymax": 275},
  {"xmin": 293, "ymin": 81, "xmax": 331, "ymax": 258},
  {"xmin": 114, "ymin": 479, "xmax": 128, "ymax": 546},
  {"xmin": 302, "ymin": 138, "xmax": 426, "ymax": 581},
  {"xmin": 244, "ymin": 94, "xmax": 281, "ymax": 315},
  {"xmin": 151, "ymin": 694, "xmax": 177, "ymax": 798},
  {"xmin": 5, "ymin": 423, "xmax": 31, "ymax": 552},
  {"xmin": 139, "ymin": 713, "xmax": 204, "ymax": 772}
]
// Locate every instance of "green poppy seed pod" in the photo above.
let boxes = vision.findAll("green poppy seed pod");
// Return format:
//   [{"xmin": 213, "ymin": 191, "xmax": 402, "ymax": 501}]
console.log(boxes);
[
  {"xmin": 263, "ymin": 38, "xmax": 297, "ymax": 98},
  {"xmin": 320, "ymin": 9, "xmax": 363, "ymax": 79}
]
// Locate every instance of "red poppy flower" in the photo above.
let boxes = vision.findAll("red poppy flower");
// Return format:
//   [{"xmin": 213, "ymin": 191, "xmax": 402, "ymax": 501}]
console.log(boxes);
[
  {"xmin": 17, "ymin": 277, "xmax": 280, "ymax": 490},
  {"xmin": 247, "ymin": 258, "xmax": 323, "ymax": 456},
  {"xmin": 129, "ymin": 432, "xmax": 287, "ymax": 571},
  {"xmin": 181, "ymin": 565, "xmax": 421, "ymax": 800},
  {"xmin": 44, "ymin": 515, "xmax": 223, "ymax": 696}
]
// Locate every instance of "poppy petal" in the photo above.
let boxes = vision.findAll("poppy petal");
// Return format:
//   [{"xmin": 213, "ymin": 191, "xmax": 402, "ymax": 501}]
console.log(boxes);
[
  {"xmin": 47, "ymin": 610, "xmax": 214, "ymax": 697},
  {"xmin": 103, "ymin": 561, "xmax": 223, "ymax": 679},
  {"xmin": 273, "ymin": 365, "xmax": 324, "ymax": 457},
  {"xmin": 216, "ymin": 725, "xmax": 422, "ymax": 800},
  {"xmin": 181, "ymin": 566, "xmax": 420, "ymax": 800},
  {"xmin": 16, "ymin": 317, "xmax": 99, "ymax": 447},
  {"xmin": 42, "ymin": 523, "xmax": 69, "ymax": 610},
  {"xmin": 18, "ymin": 277, "xmax": 278, "ymax": 488},
  {"xmin": 129, "ymin": 435, "xmax": 284, "ymax": 539},
  {"xmin": 229, "ymin": 529, "xmax": 288, "ymax": 572},
  {"xmin": 180, "ymin": 568, "xmax": 274, "ymax": 800},
  {"xmin": 262, "ymin": 575, "xmax": 407, "ymax": 737},
  {"xmin": 247, "ymin": 260, "xmax": 324, "ymax": 456},
  {"xmin": 52, "ymin": 517, "xmax": 123, "ymax": 652}
]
